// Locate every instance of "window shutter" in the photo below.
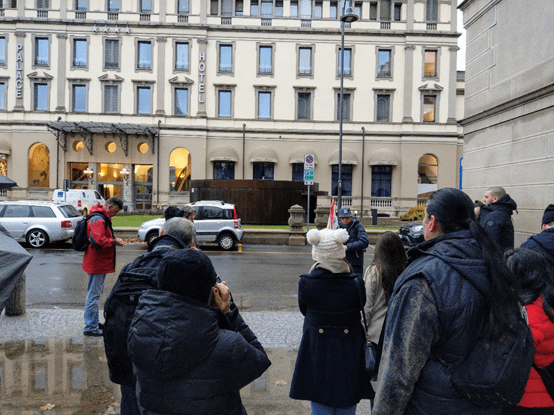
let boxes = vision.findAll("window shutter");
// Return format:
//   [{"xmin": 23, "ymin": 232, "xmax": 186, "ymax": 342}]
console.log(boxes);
[{"xmin": 426, "ymin": 0, "xmax": 438, "ymax": 21}]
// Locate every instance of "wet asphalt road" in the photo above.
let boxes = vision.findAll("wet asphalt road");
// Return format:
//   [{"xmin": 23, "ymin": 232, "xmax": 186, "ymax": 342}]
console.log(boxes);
[{"xmin": 23, "ymin": 241, "xmax": 375, "ymax": 312}]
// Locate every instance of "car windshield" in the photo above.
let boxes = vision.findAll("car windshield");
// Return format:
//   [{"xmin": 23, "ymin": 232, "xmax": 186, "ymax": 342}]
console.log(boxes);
[{"xmin": 59, "ymin": 205, "xmax": 82, "ymax": 218}]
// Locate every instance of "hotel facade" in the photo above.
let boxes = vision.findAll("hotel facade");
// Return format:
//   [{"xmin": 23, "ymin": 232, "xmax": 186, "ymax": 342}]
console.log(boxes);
[{"xmin": 0, "ymin": 0, "xmax": 463, "ymax": 216}]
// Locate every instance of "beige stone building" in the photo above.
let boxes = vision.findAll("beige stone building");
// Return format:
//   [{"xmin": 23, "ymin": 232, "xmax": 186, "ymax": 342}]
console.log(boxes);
[
  {"xmin": 0, "ymin": 0, "xmax": 463, "ymax": 217},
  {"xmin": 459, "ymin": 0, "xmax": 554, "ymax": 245}
]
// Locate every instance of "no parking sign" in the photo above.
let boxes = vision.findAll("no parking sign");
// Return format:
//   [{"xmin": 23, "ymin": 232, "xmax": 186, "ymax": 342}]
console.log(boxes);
[{"xmin": 304, "ymin": 154, "xmax": 315, "ymax": 185}]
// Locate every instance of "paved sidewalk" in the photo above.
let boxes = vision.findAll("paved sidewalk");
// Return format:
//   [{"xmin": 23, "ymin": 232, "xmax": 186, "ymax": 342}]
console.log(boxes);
[{"xmin": 0, "ymin": 308, "xmax": 304, "ymax": 348}]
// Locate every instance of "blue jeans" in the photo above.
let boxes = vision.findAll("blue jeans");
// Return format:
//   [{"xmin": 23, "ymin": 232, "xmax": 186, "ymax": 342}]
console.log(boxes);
[
  {"xmin": 84, "ymin": 273, "xmax": 106, "ymax": 332},
  {"xmin": 120, "ymin": 384, "xmax": 141, "ymax": 415},
  {"xmin": 311, "ymin": 402, "xmax": 357, "ymax": 415}
]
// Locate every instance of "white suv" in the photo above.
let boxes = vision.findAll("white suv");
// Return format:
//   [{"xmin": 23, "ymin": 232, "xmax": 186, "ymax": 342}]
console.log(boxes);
[
  {"xmin": 138, "ymin": 201, "xmax": 243, "ymax": 251},
  {"xmin": 0, "ymin": 201, "xmax": 82, "ymax": 248}
]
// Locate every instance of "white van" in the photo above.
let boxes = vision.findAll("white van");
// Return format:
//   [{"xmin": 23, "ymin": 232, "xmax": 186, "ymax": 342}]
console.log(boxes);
[{"xmin": 51, "ymin": 189, "xmax": 105, "ymax": 215}]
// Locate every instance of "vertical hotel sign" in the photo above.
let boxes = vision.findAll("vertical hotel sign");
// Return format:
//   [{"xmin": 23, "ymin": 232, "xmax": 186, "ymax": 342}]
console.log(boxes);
[{"xmin": 16, "ymin": 43, "xmax": 23, "ymax": 98}]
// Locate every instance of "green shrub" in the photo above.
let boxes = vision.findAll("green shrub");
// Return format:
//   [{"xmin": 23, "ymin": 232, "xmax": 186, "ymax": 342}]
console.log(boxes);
[{"xmin": 400, "ymin": 205, "xmax": 425, "ymax": 221}]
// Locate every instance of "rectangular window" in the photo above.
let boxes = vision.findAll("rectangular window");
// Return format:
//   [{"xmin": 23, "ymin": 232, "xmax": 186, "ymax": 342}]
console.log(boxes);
[
  {"xmin": 0, "ymin": 37, "xmax": 6, "ymax": 65},
  {"xmin": 338, "ymin": 48, "xmax": 351, "ymax": 76},
  {"xmin": 423, "ymin": 95, "xmax": 436, "ymax": 122},
  {"xmin": 314, "ymin": 1, "xmax": 322, "ymax": 18},
  {"xmin": 298, "ymin": 47, "xmax": 312, "ymax": 75},
  {"xmin": 177, "ymin": 0, "xmax": 189, "ymax": 14},
  {"xmin": 104, "ymin": 84, "xmax": 119, "ymax": 113},
  {"xmin": 235, "ymin": 0, "xmax": 243, "ymax": 16},
  {"xmin": 250, "ymin": 0, "xmax": 259, "ymax": 16},
  {"xmin": 219, "ymin": 45, "xmax": 232, "ymax": 72},
  {"xmin": 337, "ymin": 92, "xmax": 351, "ymax": 121},
  {"xmin": 330, "ymin": 1, "xmax": 337, "ymax": 19},
  {"xmin": 378, "ymin": 49, "xmax": 391, "ymax": 77},
  {"xmin": 75, "ymin": 0, "xmax": 88, "ymax": 11},
  {"xmin": 261, "ymin": 0, "xmax": 272, "ymax": 17},
  {"xmin": 300, "ymin": 0, "xmax": 311, "ymax": 18},
  {"xmin": 376, "ymin": 94, "xmax": 390, "ymax": 122},
  {"xmin": 137, "ymin": 41, "xmax": 152, "ymax": 69},
  {"xmin": 258, "ymin": 91, "xmax": 271, "ymax": 119},
  {"xmin": 137, "ymin": 86, "xmax": 151, "ymax": 114},
  {"xmin": 297, "ymin": 92, "xmax": 312, "ymax": 120},
  {"xmin": 292, "ymin": 163, "xmax": 304, "ymax": 182},
  {"xmin": 174, "ymin": 88, "xmax": 188, "ymax": 115},
  {"xmin": 393, "ymin": 2, "xmax": 401, "ymax": 20},
  {"xmin": 424, "ymin": 50, "xmax": 437, "ymax": 77},
  {"xmin": 354, "ymin": 2, "xmax": 362, "ymax": 19},
  {"xmin": 34, "ymin": 83, "xmax": 48, "ymax": 111},
  {"xmin": 73, "ymin": 39, "xmax": 87, "ymax": 67},
  {"xmin": 72, "ymin": 85, "xmax": 86, "ymax": 112},
  {"xmin": 331, "ymin": 164, "xmax": 352, "ymax": 196},
  {"xmin": 369, "ymin": 2, "xmax": 377, "ymax": 20},
  {"xmin": 380, "ymin": 0, "xmax": 391, "ymax": 20},
  {"xmin": 371, "ymin": 165, "xmax": 392, "ymax": 197},
  {"xmin": 218, "ymin": 90, "xmax": 232, "ymax": 117},
  {"xmin": 221, "ymin": 0, "xmax": 233, "ymax": 15},
  {"xmin": 35, "ymin": 37, "xmax": 49, "ymax": 66},
  {"xmin": 426, "ymin": 0, "xmax": 438, "ymax": 21},
  {"xmin": 105, "ymin": 39, "xmax": 120, "ymax": 68},
  {"xmin": 140, "ymin": 0, "xmax": 152, "ymax": 13},
  {"xmin": 214, "ymin": 162, "xmax": 235, "ymax": 180},
  {"xmin": 290, "ymin": 0, "xmax": 297, "ymax": 17},
  {"xmin": 253, "ymin": 162, "xmax": 274, "ymax": 180},
  {"xmin": 275, "ymin": 0, "xmax": 283, "ymax": 17},
  {"xmin": 175, "ymin": 42, "xmax": 189, "ymax": 70},
  {"xmin": 0, "ymin": 83, "xmax": 6, "ymax": 110},
  {"xmin": 37, "ymin": 0, "xmax": 49, "ymax": 9},
  {"xmin": 259, "ymin": 46, "xmax": 272, "ymax": 74},
  {"xmin": 107, "ymin": 0, "xmax": 120, "ymax": 12}
]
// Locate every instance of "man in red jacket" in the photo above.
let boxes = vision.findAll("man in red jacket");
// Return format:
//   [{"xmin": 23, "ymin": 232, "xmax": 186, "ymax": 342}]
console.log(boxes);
[{"xmin": 82, "ymin": 197, "xmax": 124, "ymax": 336}]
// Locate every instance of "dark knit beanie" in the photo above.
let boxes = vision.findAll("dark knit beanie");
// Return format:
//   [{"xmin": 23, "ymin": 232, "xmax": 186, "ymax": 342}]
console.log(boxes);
[
  {"xmin": 157, "ymin": 249, "xmax": 217, "ymax": 304},
  {"xmin": 164, "ymin": 205, "xmax": 184, "ymax": 220},
  {"xmin": 542, "ymin": 204, "xmax": 554, "ymax": 225}
]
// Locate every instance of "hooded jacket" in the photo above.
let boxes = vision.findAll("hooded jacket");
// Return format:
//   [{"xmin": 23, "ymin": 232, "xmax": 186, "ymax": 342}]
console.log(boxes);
[
  {"xmin": 338, "ymin": 217, "xmax": 369, "ymax": 268},
  {"xmin": 479, "ymin": 194, "xmax": 517, "ymax": 253},
  {"xmin": 128, "ymin": 290, "xmax": 271, "ymax": 415},
  {"xmin": 81, "ymin": 204, "xmax": 116, "ymax": 274},
  {"xmin": 521, "ymin": 228, "xmax": 554, "ymax": 265},
  {"xmin": 373, "ymin": 230, "xmax": 501, "ymax": 415}
]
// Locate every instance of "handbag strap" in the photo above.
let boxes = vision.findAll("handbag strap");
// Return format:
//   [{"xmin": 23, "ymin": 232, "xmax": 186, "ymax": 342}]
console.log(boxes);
[{"xmin": 354, "ymin": 276, "xmax": 369, "ymax": 333}]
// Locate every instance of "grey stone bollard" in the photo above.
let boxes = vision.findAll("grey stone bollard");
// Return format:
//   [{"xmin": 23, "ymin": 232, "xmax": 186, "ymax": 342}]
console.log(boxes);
[
  {"xmin": 314, "ymin": 205, "xmax": 331, "ymax": 230},
  {"xmin": 4, "ymin": 273, "xmax": 26, "ymax": 316},
  {"xmin": 288, "ymin": 204, "xmax": 306, "ymax": 245}
]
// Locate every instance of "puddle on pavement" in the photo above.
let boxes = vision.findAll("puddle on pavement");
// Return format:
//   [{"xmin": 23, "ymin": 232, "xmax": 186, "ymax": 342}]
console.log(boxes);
[{"xmin": 0, "ymin": 338, "xmax": 311, "ymax": 414}]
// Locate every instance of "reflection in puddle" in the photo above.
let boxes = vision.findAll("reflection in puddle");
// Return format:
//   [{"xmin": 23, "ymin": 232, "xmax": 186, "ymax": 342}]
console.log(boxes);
[{"xmin": 0, "ymin": 339, "xmax": 311, "ymax": 414}]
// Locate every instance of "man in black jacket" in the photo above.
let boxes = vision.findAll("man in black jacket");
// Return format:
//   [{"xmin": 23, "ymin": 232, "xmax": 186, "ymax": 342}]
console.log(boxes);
[
  {"xmin": 338, "ymin": 207, "xmax": 369, "ymax": 275},
  {"xmin": 520, "ymin": 204, "xmax": 554, "ymax": 264},
  {"xmin": 479, "ymin": 186, "xmax": 517, "ymax": 253},
  {"xmin": 103, "ymin": 217, "xmax": 195, "ymax": 415}
]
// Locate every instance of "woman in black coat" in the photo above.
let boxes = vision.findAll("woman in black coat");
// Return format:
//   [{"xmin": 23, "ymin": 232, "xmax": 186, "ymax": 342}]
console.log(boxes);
[{"xmin": 289, "ymin": 228, "xmax": 373, "ymax": 414}]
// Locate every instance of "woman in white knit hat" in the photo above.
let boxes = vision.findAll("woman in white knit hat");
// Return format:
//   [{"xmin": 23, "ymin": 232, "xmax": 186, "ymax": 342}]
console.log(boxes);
[{"xmin": 289, "ymin": 228, "xmax": 373, "ymax": 415}]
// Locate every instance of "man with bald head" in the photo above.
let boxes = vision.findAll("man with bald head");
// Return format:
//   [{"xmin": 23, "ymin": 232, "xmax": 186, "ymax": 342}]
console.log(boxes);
[{"xmin": 479, "ymin": 186, "xmax": 517, "ymax": 253}]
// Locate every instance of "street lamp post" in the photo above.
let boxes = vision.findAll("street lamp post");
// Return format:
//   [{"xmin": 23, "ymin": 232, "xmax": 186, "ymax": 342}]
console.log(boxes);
[{"xmin": 337, "ymin": 1, "xmax": 358, "ymax": 210}]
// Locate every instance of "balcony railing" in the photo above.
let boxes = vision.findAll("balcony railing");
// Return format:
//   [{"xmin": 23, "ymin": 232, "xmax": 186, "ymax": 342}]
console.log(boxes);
[
  {"xmin": 380, "ymin": 21, "xmax": 391, "ymax": 29},
  {"xmin": 221, "ymin": 16, "xmax": 232, "ymax": 25},
  {"xmin": 37, "ymin": 10, "xmax": 48, "ymax": 18},
  {"xmin": 178, "ymin": 15, "xmax": 188, "ymax": 23},
  {"xmin": 107, "ymin": 12, "xmax": 118, "ymax": 20},
  {"xmin": 426, "ymin": 23, "xmax": 437, "ymax": 30},
  {"xmin": 75, "ymin": 11, "xmax": 86, "ymax": 19},
  {"xmin": 301, "ymin": 19, "xmax": 311, "ymax": 27},
  {"xmin": 261, "ymin": 18, "xmax": 272, "ymax": 26},
  {"xmin": 370, "ymin": 197, "xmax": 393, "ymax": 208},
  {"xmin": 140, "ymin": 13, "xmax": 151, "ymax": 21}
]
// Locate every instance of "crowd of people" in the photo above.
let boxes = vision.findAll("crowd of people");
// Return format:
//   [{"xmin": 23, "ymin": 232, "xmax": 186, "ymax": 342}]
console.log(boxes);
[{"xmin": 82, "ymin": 188, "xmax": 554, "ymax": 415}]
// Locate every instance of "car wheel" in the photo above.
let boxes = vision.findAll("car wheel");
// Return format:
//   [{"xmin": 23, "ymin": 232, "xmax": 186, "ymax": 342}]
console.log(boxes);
[
  {"xmin": 146, "ymin": 232, "xmax": 159, "ymax": 249},
  {"xmin": 81, "ymin": 207, "xmax": 88, "ymax": 216},
  {"xmin": 217, "ymin": 234, "xmax": 236, "ymax": 251},
  {"xmin": 27, "ymin": 229, "xmax": 49, "ymax": 248}
]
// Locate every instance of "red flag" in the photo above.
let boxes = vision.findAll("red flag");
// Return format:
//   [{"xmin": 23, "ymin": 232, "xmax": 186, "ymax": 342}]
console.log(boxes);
[{"xmin": 327, "ymin": 199, "xmax": 339, "ymax": 229}]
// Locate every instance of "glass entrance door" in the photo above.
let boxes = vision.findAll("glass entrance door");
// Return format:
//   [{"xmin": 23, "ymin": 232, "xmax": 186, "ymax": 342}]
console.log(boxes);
[{"xmin": 134, "ymin": 164, "xmax": 153, "ymax": 211}]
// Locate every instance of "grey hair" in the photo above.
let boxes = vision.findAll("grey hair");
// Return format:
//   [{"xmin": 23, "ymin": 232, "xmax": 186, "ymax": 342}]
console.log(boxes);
[
  {"xmin": 181, "ymin": 204, "xmax": 196, "ymax": 220},
  {"xmin": 487, "ymin": 186, "xmax": 506, "ymax": 199},
  {"xmin": 161, "ymin": 218, "xmax": 196, "ymax": 247}
]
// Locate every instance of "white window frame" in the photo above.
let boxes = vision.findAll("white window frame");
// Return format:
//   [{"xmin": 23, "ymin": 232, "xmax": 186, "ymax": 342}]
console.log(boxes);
[
  {"xmin": 134, "ymin": 82, "xmax": 153, "ymax": 115},
  {"xmin": 257, "ymin": 43, "xmax": 274, "ymax": 77},
  {"xmin": 295, "ymin": 87, "xmax": 315, "ymax": 121},
  {"xmin": 215, "ymin": 85, "xmax": 235, "ymax": 118},
  {"xmin": 336, "ymin": 45, "xmax": 354, "ymax": 79},
  {"xmin": 71, "ymin": 36, "xmax": 90, "ymax": 70},
  {"xmin": 376, "ymin": 46, "xmax": 394, "ymax": 80},
  {"xmin": 255, "ymin": 86, "xmax": 275, "ymax": 120},
  {"xmin": 217, "ymin": 42, "xmax": 235, "ymax": 76},
  {"xmin": 69, "ymin": 80, "xmax": 90, "ymax": 113},
  {"xmin": 297, "ymin": 45, "xmax": 314, "ymax": 78},
  {"xmin": 173, "ymin": 84, "xmax": 191, "ymax": 116},
  {"xmin": 32, "ymin": 35, "xmax": 51, "ymax": 69},
  {"xmin": 136, "ymin": 39, "xmax": 153, "ymax": 72},
  {"xmin": 102, "ymin": 81, "xmax": 121, "ymax": 114},
  {"xmin": 174, "ymin": 40, "xmax": 191, "ymax": 73},
  {"xmin": 334, "ymin": 87, "xmax": 354, "ymax": 121},
  {"xmin": 103, "ymin": 37, "xmax": 121, "ymax": 70}
]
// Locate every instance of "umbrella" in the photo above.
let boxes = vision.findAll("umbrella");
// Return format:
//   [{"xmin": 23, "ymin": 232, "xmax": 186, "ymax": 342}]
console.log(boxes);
[
  {"xmin": 0, "ymin": 227, "xmax": 32, "ymax": 309},
  {"xmin": 0, "ymin": 173, "xmax": 18, "ymax": 190}
]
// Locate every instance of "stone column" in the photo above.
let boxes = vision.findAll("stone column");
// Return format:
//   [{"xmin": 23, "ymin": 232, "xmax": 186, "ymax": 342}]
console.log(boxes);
[
  {"xmin": 447, "ymin": 45, "xmax": 459, "ymax": 124},
  {"xmin": 288, "ymin": 204, "xmax": 306, "ymax": 245},
  {"xmin": 402, "ymin": 44, "xmax": 415, "ymax": 123},
  {"xmin": 55, "ymin": 33, "xmax": 68, "ymax": 113},
  {"xmin": 155, "ymin": 37, "xmax": 166, "ymax": 116}
]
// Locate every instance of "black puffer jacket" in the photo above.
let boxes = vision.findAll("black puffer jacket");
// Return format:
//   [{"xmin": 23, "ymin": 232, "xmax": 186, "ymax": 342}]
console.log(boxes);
[
  {"xmin": 339, "ymin": 217, "xmax": 369, "ymax": 267},
  {"xmin": 128, "ymin": 290, "xmax": 271, "ymax": 415},
  {"xmin": 479, "ymin": 194, "xmax": 517, "ymax": 253},
  {"xmin": 521, "ymin": 228, "xmax": 554, "ymax": 265}
]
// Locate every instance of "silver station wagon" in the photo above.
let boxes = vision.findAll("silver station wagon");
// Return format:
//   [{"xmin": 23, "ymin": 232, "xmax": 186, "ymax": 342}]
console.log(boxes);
[{"xmin": 0, "ymin": 201, "xmax": 83, "ymax": 248}]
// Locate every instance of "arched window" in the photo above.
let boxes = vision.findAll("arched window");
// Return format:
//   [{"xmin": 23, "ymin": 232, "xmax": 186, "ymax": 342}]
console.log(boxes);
[
  {"xmin": 28, "ymin": 143, "xmax": 50, "ymax": 188},
  {"xmin": 169, "ymin": 147, "xmax": 191, "ymax": 191},
  {"xmin": 417, "ymin": 153, "xmax": 438, "ymax": 195}
]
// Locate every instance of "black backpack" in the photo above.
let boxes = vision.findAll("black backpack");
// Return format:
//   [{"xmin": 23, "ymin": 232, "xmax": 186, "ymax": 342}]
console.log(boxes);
[
  {"xmin": 103, "ymin": 250, "xmax": 164, "ymax": 386},
  {"xmin": 72, "ymin": 212, "xmax": 111, "ymax": 252}
]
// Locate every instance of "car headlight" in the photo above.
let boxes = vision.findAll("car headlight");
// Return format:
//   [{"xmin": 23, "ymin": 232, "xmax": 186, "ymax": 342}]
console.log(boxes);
[{"xmin": 412, "ymin": 225, "xmax": 423, "ymax": 233}]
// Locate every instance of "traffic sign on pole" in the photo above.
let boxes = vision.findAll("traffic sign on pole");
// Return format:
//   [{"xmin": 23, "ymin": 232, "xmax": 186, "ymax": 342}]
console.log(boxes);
[
  {"xmin": 304, "ymin": 154, "xmax": 315, "ymax": 170},
  {"xmin": 304, "ymin": 170, "xmax": 314, "ymax": 185}
]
